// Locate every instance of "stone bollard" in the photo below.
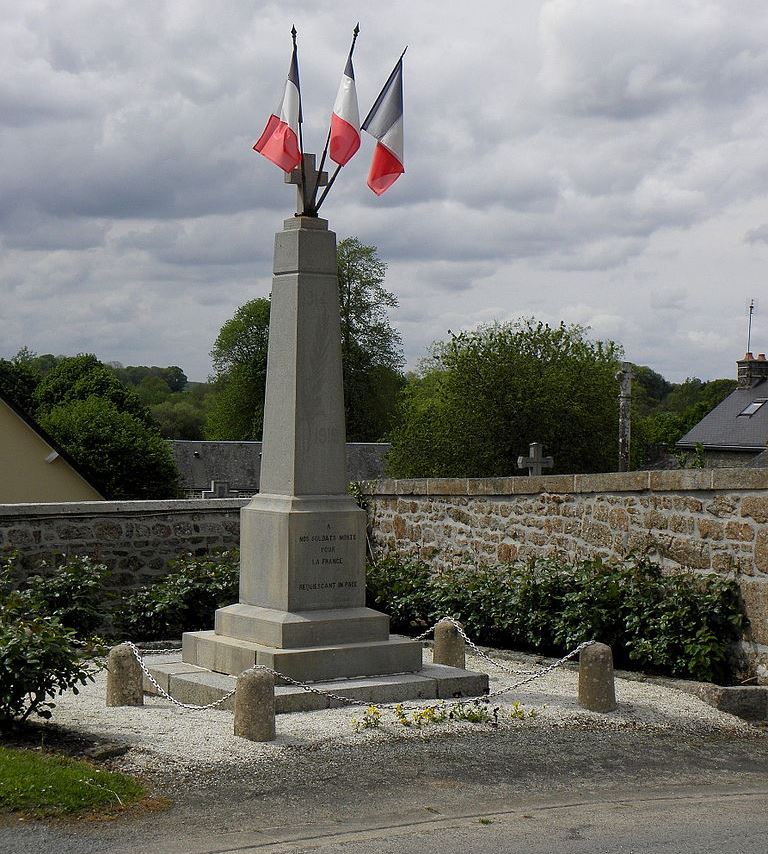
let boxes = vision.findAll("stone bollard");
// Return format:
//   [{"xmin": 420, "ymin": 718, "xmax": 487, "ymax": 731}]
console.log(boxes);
[
  {"xmin": 106, "ymin": 643, "xmax": 144, "ymax": 707},
  {"xmin": 433, "ymin": 619, "xmax": 466, "ymax": 669},
  {"xmin": 578, "ymin": 642, "xmax": 617, "ymax": 713},
  {"xmin": 234, "ymin": 669, "xmax": 276, "ymax": 742}
]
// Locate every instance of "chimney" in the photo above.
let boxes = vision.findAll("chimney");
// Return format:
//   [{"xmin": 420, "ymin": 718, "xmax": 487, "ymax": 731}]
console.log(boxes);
[{"xmin": 738, "ymin": 351, "xmax": 768, "ymax": 388}]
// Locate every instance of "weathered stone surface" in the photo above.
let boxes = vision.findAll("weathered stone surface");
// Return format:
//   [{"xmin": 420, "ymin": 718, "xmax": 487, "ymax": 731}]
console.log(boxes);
[
  {"xmin": 576, "ymin": 472, "xmax": 649, "ymax": 493},
  {"xmin": 106, "ymin": 644, "xmax": 144, "ymax": 707},
  {"xmin": 725, "ymin": 521, "xmax": 754, "ymax": 542},
  {"xmin": 433, "ymin": 619, "xmax": 465, "ymax": 669},
  {"xmin": 649, "ymin": 470, "xmax": 711, "ymax": 491},
  {"xmin": 578, "ymin": 643, "xmax": 617, "ymax": 713},
  {"xmin": 234, "ymin": 669, "xmax": 276, "ymax": 742},
  {"xmin": 755, "ymin": 531, "xmax": 768, "ymax": 573},
  {"xmin": 740, "ymin": 577, "xmax": 768, "ymax": 645},
  {"xmin": 741, "ymin": 496, "xmax": 768, "ymax": 524},
  {"xmin": 713, "ymin": 468, "xmax": 768, "ymax": 490}
]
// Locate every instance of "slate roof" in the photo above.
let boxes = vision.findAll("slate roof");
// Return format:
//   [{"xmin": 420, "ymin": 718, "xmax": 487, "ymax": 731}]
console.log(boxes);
[
  {"xmin": 676, "ymin": 378, "xmax": 768, "ymax": 451},
  {"xmin": 169, "ymin": 440, "xmax": 391, "ymax": 495}
]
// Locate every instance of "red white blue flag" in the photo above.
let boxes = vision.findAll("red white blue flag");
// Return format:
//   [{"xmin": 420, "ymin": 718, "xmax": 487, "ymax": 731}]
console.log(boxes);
[
  {"xmin": 329, "ymin": 52, "xmax": 361, "ymax": 166},
  {"xmin": 362, "ymin": 55, "xmax": 404, "ymax": 195},
  {"xmin": 253, "ymin": 44, "xmax": 302, "ymax": 173}
]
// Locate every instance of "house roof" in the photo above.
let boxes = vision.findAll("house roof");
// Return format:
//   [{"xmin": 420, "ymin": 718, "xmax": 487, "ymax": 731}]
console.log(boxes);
[
  {"xmin": 169, "ymin": 440, "xmax": 391, "ymax": 493},
  {"xmin": 676, "ymin": 378, "xmax": 768, "ymax": 451},
  {"xmin": 0, "ymin": 388, "xmax": 107, "ymax": 498}
]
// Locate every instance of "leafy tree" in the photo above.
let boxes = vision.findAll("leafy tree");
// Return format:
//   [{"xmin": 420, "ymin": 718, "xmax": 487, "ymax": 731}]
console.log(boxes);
[
  {"xmin": 206, "ymin": 298, "xmax": 271, "ymax": 440},
  {"xmin": 40, "ymin": 397, "xmax": 178, "ymax": 499},
  {"xmin": 337, "ymin": 237, "xmax": 405, "ymax": 440},
  {"xmin": 151, "ymin": 400, "xmax": 206, "ymax": 440},
  {"xmin": 33, "ymin": 355, "xmax": 151, "ymax": 425},
  {"xmin": 0, "ymin": 357, "xmax": 39, "ymax": 412},
  {"xmin": 386, "ymin": 319, "xmax": 621, "ymax": 477},
  {"xmin": 206, "ymin": 238, "xmax": 405, "ymax": 442}
]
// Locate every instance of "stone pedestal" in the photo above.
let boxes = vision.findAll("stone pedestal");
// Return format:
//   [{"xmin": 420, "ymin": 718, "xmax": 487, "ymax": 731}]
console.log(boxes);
[{"xmin": 180, "ymin": 206, "xmax": 486, "ymax": 704}]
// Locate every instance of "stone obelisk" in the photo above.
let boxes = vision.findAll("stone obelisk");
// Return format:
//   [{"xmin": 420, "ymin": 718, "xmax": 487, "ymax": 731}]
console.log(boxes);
[
  {"xmin": 180, "ymin": 155, "xmax": 486, "ymax": 705},
  {"xmin": 182, "ymin": 155, "xmax": 421, "ymax": 681}
]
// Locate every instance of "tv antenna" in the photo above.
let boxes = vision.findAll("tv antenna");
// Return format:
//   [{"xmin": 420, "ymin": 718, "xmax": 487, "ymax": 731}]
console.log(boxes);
[{"xmin": 747, "ymin": 298, "xmax": 758, "ymax": 353}]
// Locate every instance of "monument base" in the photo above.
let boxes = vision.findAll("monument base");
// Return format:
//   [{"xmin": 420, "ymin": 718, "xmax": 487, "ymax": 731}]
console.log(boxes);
[
  {"xmin": 146, "ymin": 655, "xmax": 489, "ymax": 713},
  {"xmin": 182, "ymin": 629, "xmax": 424, "ymax": 682}
]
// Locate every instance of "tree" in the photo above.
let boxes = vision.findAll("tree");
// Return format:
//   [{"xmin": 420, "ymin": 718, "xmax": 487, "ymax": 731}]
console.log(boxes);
[
  {"xmin": 30, "ymin": 354, "xmax": 178, "ymax": 498},
  {"xmin": 33, "ymin": 355, "xmax": 151, "ymax": 425},
  {"xmin": 151, "ymin": 400, "xmax": 206, "ymax": 440},
  {"xmin": 386, "ymin": 320, "xmax": 621, "ymax": 477},
  {"xmin": 206, "ymin": 238, "xmax": 405, "ymax": 441},
  {"xmin": 337, "ymin": 238, "xmax": 405, "ymax": 440},
  {"xmin": 0, "ymin": 357, "xmax": 39, "ymax": 412},
  {"xmin": 205, "ymin": 298, "xmax": 271, "ymax": 440},
  {"xmin": 40, "ymin": 397, "xmax": 179, "ymax": 499}
]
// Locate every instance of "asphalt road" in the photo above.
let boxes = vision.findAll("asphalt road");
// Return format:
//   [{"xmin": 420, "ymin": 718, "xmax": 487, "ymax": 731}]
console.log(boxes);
[{"xmin": 3, "ymin": 728, "xmax": 768, "ymax": 854}]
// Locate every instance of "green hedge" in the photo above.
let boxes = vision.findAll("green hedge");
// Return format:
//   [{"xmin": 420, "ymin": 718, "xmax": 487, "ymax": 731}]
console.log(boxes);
[
  {"xmin": 366, "ymin": 554, "xmax": 745, "ymax": 683},
  {"xmin": 115, "ymin": 550, "xmax": 239, "ymax": 641}
]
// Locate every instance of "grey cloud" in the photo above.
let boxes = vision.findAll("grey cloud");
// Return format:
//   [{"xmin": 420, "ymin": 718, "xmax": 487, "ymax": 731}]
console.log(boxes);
[{"xmin": 745, "ymin": 224, "xmax": 768, "ymax": 244}]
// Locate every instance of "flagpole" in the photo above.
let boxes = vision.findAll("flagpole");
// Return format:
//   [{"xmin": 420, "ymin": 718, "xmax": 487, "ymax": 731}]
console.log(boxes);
[
  {"xmin": 308, "ymin": 23, "xmax": 360, "ymax": 214},
  {"xmin": 292, "ymin": 25, "xmax": 308, "ymax": 215},
  {"xmin": 361, "ymin": 46, "xmax": 407, "ymax": 128},
  {"xmin": 314, "ymin": 163, "xmax": 343, "ymax": 213}
]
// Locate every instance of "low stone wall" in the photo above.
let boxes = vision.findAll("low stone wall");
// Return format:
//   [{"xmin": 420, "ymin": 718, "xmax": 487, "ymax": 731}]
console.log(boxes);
[
  {"xmin": 363, "ymin": 469, "xmax": 768, "ymax": 674},
  {"xmin": 0, "ymin": 499, "xmax": 247, "ymax": 588},
  {"xmin": 3, "ymin": 469, "xmax": 768, "ymax": 677}
]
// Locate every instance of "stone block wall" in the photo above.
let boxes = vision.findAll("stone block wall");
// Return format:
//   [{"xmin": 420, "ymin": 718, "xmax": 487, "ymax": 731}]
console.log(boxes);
[
  {"xmin": 0, "ymin": 499, "xmax": 247, "ymax": 589},
  {"xmin": 363, "ymin": 469, "xmax": 768, "ymax": 676},
  {"xmin": 4, "ymin": 468, "xmax": 768, "ymax": 677}
]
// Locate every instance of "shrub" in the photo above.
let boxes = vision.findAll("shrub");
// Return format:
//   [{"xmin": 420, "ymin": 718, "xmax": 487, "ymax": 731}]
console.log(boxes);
[
  {"xmin": 19, "ymin": 555, "xmax": 111, "ymax": 637},
  {"xmin": 366, "ymin": 554, "xmax": 745, "ymax": 683},
  {"xmin": 115, "ymin": 550, "xmax": 239, "ymax": 641},
  {"xmin": 365, "ymin": 555, "xmax": 433, "ymax": 632},
  {"xmin": 0, "ymin": 593, "xmax": 96, "ymax": 727}
]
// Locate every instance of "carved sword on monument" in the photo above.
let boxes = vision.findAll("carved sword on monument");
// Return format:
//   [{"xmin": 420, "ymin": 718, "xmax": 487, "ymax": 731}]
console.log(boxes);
[{"xmin": 180, "ymin": 25, "xmax": 487, "ymax": 709}]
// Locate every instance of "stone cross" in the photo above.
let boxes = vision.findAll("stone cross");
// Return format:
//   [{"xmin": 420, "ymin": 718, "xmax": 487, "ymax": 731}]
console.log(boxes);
[
  {"xmin": 285, "ymin": 152, "xmax": 327, "ymax": 215},
  {"xmin": 517, "ymin": 442, "xmax": 554, "ymax": 476},
  {"xmin": 202, "ymin": 480, "xmax": 233, "ymax": 499}
]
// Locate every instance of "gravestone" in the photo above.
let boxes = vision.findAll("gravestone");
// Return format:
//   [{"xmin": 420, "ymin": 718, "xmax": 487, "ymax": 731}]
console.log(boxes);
[
  {"xmin": 201, "ymin": 480, "xmax": 234, "ymax": 499},
  {"xmin": 179, "ymin": 155, "xmax": 486, "ymax": 704},
  {"xmin": 517, "ymin": 442, "xmax": 554, "ymax": 476}
]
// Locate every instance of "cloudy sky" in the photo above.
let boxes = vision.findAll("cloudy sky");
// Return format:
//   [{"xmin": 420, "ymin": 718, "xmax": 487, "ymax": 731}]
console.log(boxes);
[{"xmin": 2, "ymin": 0, "xmax": 768, "ymax": 383}]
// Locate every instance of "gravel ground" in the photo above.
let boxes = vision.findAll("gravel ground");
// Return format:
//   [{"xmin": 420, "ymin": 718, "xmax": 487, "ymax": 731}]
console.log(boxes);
[{"xmin": 42, "ymin": 646, "xmax": 757, "ymax": 785}]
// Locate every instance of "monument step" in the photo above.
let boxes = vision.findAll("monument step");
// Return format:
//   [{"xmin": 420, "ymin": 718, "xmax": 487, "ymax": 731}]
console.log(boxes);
[
  {"xmin": 182, "ymin": 630, "xmax": 424, "ymax": 681},
  {"xmin": 213, "ymin": 604, "xmax": 390, "ymax": 648},
  {"xmin": 143, "ymin": 656, "xmax": 489, "ymax": 713}
]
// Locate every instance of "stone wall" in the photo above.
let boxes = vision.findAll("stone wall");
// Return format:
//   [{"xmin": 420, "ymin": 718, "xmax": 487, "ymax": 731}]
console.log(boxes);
[
  {"xmin": 363, "ymin": 469, "xmax": 768, "ymax": 674},
  {"xmin": 3, "ymin": 469, "xmax": 768, "ymax": 676},
  {"xmin": 0, "ymin": 499, "xmax": 247, "ymax": 588}
]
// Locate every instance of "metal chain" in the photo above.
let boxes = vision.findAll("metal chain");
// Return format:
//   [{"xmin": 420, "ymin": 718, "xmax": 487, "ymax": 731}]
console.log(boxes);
[
  {"xmin": 126, "ymin": 642, "xmax": 238, "ymax": 710},
  {"xmin": 135, "ymin": 647, "xmax": 182, "ymax": 656},
  {"xmin": 415, "ymin": 616, "xmax": 537, "ymax": 675},
  {"xmin": 124, "ymin": 623, "xmax": 596, "ymax": 713},
  {"xmin": 126, "ymin": 642, "xmax": 359, "ymax": 710}
]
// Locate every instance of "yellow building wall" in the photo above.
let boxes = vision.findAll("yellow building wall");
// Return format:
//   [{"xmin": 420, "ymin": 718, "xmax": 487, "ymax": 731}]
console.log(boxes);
[{"xmin": 0, "ymin": 400, "xmax": 104, "ymax": 503}]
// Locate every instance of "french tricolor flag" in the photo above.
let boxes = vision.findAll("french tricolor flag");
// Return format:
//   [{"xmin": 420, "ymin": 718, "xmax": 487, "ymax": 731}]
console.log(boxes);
[
  {"xmin": 329, "ymin": 53, "xmax": 361, "ymax": 166},
  {"xmin": 253, "ymin": 44, "xmax": 302, "ymax": 173},
  {"xmin": 362, "ymin": 54, "xmax": 405, "ymax": 196}
]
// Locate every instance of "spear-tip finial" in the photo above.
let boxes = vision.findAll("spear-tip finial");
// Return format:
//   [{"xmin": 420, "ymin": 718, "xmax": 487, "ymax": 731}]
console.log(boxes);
[
  {"xmin": 291, "ymin": 24, "xmax": 297, "ymax": 44},
  {"xmin": 353, "ymin": 22, "xmax": 360, "ymax": 39}
]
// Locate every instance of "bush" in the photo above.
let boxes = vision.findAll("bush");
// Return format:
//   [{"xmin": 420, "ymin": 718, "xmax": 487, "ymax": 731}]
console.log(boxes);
[
  {"xmin": 19, "ymin": 555, "xmax": 111, "ymax": 637},
  {"xmin": 0, "ymin": 594, "xmax": 96, "ymax": 728},
  {"xmin": 366, "ymin": 554, "xmax": 745, "ymax": 683},
  {"xmin": 115, "ymin": 550, "xmax": 239, "ymax": 641}
]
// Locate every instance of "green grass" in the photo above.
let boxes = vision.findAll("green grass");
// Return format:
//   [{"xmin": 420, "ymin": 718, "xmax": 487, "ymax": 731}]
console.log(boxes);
[{"xmin": 0, "ymin": 746, "xmax": 146, "ymax": 817}]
